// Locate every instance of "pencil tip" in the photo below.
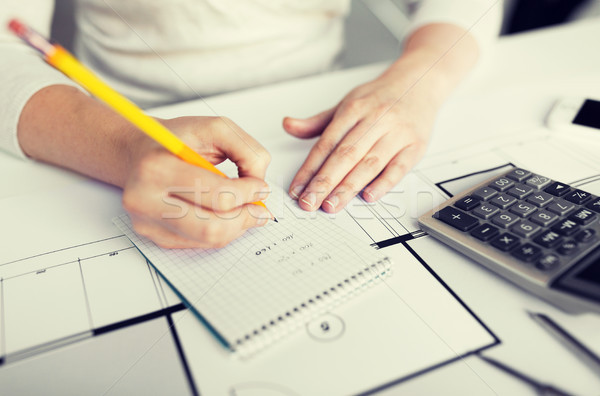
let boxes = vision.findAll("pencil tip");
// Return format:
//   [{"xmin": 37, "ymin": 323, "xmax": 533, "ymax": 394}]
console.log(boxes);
[
  {"xmin": 273, "ymin": 217, "xmax": 278, "ymax": 223},
  {"xmin": 527, "ymin": 311, "xmax": 543, "ymax": 321}
]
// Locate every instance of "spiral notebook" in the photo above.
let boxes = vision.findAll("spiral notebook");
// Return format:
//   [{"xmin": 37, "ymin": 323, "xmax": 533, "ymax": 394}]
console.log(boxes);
[{"xmin": 114, "ymin": 186, "xmax": 391, "ymax": 357}]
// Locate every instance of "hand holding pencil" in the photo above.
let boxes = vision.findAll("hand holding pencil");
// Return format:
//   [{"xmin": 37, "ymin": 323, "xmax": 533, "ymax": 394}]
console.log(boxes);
[{"xmin": 9, "ymin": 19, "xmax": 274, "ymax": 248}]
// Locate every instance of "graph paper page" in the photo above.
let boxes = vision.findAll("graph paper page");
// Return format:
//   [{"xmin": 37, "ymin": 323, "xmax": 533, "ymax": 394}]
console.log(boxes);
[{"xmin": 114, "ymin": 185, "xmax": 390, "ymax": 354}]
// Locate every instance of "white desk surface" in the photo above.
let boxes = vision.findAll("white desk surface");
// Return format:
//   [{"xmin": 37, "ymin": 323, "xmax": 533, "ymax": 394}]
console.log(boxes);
[{"xmin": 1, "ymin": 18, "xmax": 600, "ymax": 395}]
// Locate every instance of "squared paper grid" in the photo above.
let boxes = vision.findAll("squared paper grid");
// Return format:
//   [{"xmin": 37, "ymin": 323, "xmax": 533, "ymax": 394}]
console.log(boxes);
[{"xmin": 113, "ymin": 186, "xmax": 390, "ymax": 353}]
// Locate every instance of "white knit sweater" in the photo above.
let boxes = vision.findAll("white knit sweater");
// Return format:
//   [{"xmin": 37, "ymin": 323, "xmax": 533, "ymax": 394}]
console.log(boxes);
[{"xmin": 0, "ymin": 0, "xmax": 502, "ymax": 158}]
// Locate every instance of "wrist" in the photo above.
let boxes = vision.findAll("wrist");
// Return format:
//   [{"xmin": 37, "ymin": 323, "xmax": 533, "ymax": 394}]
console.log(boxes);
[
  {"xmin": 379, "ymin": 49, "xmax": 452, "ymax": 108},
  {"xmin": 381, "ymin": 23, "xmax": 479, "ymax": 103}
]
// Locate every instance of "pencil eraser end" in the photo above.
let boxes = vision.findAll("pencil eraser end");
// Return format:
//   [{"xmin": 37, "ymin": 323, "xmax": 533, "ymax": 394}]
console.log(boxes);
[{"xmin": 8, "ymin": 19, "xmax": 26, "ymax": 36}]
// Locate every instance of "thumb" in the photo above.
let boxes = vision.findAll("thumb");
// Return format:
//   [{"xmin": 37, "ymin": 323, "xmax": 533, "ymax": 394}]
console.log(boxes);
[{"xmin": 283, "ymin": 107, "xmax": 336, "ymax": 139}]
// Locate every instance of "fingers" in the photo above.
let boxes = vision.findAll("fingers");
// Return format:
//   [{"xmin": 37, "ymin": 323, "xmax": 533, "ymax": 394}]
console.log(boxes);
[
  {"xmin": 320, "ymin": 134, "xmax": 404, "ymax": 213},
  {"xmin": 162, "ymin": 202, "xmax": 270, "ymax": 249},
  {"xmin": 289, "ymin": 114, "xmax": 428, "ymax": 213},
  {"xmin": 126, "ymin": 192, "xmax": 271, "ymax": 250},
  {"xmin": 292, "ymin": 120, "xmax": 383, "ymax": 211},
  {"xmin": 209, "ymin": 117, "xmax": 271, "ymax": 179},
  {"xmin": 123, "ymin": 124, "xmax": 274, "ymax": 249},
  {"xmin": 363, "ymin": 143, "xmax": 426, "ymax": 202},
  {"xmin": 288, "ymin": 109, "xmax": 364, "ymax": 202},
  {"xmin": 283, "ymin": 108, "xmax": 336, "ymax": 139},
  {"xmin": 132, "ymin": 151, "xmax": 271, "ymax": 213},
  {"xmin": 171, "ymin": 170, "xmax": 272, "ymax": 213}
]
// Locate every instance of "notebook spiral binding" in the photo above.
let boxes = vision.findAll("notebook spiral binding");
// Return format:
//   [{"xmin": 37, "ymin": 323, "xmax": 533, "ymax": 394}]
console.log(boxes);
[{"xmin": 233, "ymin": 257, "xmax": 393, "ymax": 358}]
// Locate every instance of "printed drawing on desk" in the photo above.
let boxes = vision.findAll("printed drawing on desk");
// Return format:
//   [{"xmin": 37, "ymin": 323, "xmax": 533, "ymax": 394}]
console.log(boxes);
[{"xmin": 114, "ymin": 185, "xmax": 391, "ymax": 358}]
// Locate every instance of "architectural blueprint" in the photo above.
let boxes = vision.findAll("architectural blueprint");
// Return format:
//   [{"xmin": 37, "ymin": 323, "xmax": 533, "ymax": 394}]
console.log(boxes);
[{"xmin": 3, "ymin": 119, "xmax": 599, "ymax": 394}]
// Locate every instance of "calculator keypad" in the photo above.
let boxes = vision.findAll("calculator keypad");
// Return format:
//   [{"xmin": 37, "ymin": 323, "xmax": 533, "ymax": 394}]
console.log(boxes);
[
  {"xmin": 575, "ymin": 229, "xmax": 596, "ymax": 243},
  {"xmin": 491, "ymin": 233, "xmax": 520, "ymax": 251},
  {"xmin": 545, "ymin": 182, "xmax": 571, "ymax": 197},
  {"xmin": 470, "ymin": 224, "xmax": 499, "ymax": 241},
  {"xmin": 530, "ymin": 210, "xmax": 558, "ymax": 227},
  {"xmin": 490, "ymin": 194, "xmax": 517, "ymax": 209},
  {"xmin": 512, "ymin": 243, "xmax": 542, "ymax": 262},
  {"xmin": 489, "ymin": 178, "xmax": 514, "ymax": 192},
  {"xmin": 526, "ymin": 175, "xmax": 551, "ymax": 190},
  {"xmin": 512, "ymin": 220, "xmax": 540, "ymax": 238},
  {"xmin": 546, "ymin": 199, "xmax": 575, "ymax": 216},
  {"xmin": 474, "ymin": 204, "xmax": 499, "ymax": 219},
  {"xmin": 564, "ymin": 190, "xmax": 592, "ymax": 205},
  {"xmin": 526, "ymin": 191, "xmax": 553, "ymax": 207},
  {"xmin": 586, "ymin": 197, "xmax": 600, "ymax": 212},
  {"xmin": 510, "ymin": 202, "xmax": 537, "ymax": 217},
  {"xmin": 430, "ymin": 169, "xmax": 600, "ymax": 277},
  {"xmin": 506, "ymin": 168, "xmax": 531, "ymax": 182},
  {"xmin": 492, "ymin": 212, "xmax": 519, "ymax": 228},
  {"xmin": 472, "ymin": 187, "xmax": 497, "ymax": 201},
  {"xmin": 507, "ymin": 184, "xmax": 533, "ymax": 199},
  {"xmin": 455, "ymin": 196, "xmax": 480, "ymax": 211},
  {"xmin": 569, "ymin": 208, "xmax": 597, "ymax": 225},
  {"xmin": 434, "ymin": 207, "xmax": 479, "ymax": 232}
]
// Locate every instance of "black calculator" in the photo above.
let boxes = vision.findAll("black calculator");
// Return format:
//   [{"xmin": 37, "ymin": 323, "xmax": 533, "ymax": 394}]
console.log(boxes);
[{"xmin": 418, "ymin": 168, "xmax": 600, "ymax": 314}]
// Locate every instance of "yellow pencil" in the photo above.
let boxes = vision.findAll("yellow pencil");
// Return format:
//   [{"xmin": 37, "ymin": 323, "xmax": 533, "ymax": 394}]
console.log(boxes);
[{"xmin": 9, "ymin": 19, "xmax": 275, "ymax": 221}]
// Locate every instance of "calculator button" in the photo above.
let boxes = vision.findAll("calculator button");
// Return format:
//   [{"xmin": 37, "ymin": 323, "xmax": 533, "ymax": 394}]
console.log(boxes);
[
  {"xmin": 533, "ymin": 230, "xmax": 563, "ymax": 248},
  {"xmin": 509, "ymin": 202, "xmax": 537, "ymax": 218},
  {"xmin": 512, "ymin": 243, "xmax": 542, "ymax": 262},
  {"xmin": 575, "ymin": 228, "xmax": 596, "ymax": 243},
  {"xmin": 564, "ymin": 189, "xmax": 592, "ymax": 205},
  {"xmin": 434, "ymin": 207, "xmax": 479, "ymax": 232},
  {"xmin": 490, "ymin": 194, "xmax": 517, "ymax": 209},
  {"xmin": 536, "ymin": 254, "xmax": 560, "ymax": 271},
  {"xmin": 507, "ymin": 184, "xmax": 533, "ymax": 199},
  {"xmin": 546, "ymin": 198, "xmax": 575, "ymax": 216},
  {"xmin": 491, "ymin": 233, "xmax": 521, "ymax": 251},
  {"xmin": 505, "ymin": 168, "xmax": 532, "ymax": 182},
  {"xmin": 489, "ymin": 178, "xmax": 514, "ymax": 192},
  {"xmin": 525, "ymin": 175, "xmax": 551, "ymax": 190},
  {"xmin": 586, "ymin": 197, "xmax": 600, "ymax": 213},
  {"xmin": 544, "ymin": 182, "xmax": 571, "ymax": 197},
  {"xmin": 526, "ymin": 191, "xmax": 553, "ymax": 207},
  {"xmin": 473, "ymin": 204, "xmax": 500, "ymax": 220},
  {"xmin": 568, "ymin": 208, "xmax": 597, "ymax": 225},
  {"xmin": 551, "ymin": 219, "xmax": 580, "ymax": 236},
  {"xmin": 491, "ymin": 212, "xmax": 519, "ymax": 228},
  {"xmin": 529, "ymin": 210, "xmax": 558, "ymax": 227},
  {"xmin": 454, "ymin": 196, "xmax": 480, "ymax": 211},
  {"xmin": 472, "ymin": 187, "xmax": 498, "ymax": 201},
  {"xmin": 470, "ymin": 224, "xmax": 500, "ymax": 241},
  {"xmin": 511, "ymin": 220, "xmax": 541, "ymax": 238},
  {"xmin": 557, "ymin": 240, "xmax": 578, "ymax": 256}
]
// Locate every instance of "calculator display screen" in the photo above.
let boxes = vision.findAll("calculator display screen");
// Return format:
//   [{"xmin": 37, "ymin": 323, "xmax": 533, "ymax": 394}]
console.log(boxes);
[
  {"xmin": 554, "ymin": 246, "xmax": 600, "ymax": 302},
  {"xmin": 572, "ymin": 99, "xmax": 600, "ymax": 129},
  {"xmin": 576, "ymin": 258, "xmax": 600, "ymax": 285}
]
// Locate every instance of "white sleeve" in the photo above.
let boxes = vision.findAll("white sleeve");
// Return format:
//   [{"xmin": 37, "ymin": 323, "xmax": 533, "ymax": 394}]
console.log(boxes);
[
  {"xmin": 0, "ymin": 1, "xmax": 80, "ymax": 160},
  {"xmin": 404, "ymin": 0, "xmax": 503, "ymax": 52}
]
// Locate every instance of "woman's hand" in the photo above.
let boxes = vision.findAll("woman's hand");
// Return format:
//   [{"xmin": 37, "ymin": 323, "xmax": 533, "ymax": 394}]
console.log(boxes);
[
  {"xmin": 123, "ymin": 116, "xmax": 272, "ymax": 249},
  {"xmin": 284, "ymin": 54, "xmax": 438, "ymax": 213},
  {"xmin": 284, "ymin": 24, "xmax": 479, "ymax": 213},
  {"xmin": 19, "ymin": 86, "xmax": 272, "ymax": 250}
]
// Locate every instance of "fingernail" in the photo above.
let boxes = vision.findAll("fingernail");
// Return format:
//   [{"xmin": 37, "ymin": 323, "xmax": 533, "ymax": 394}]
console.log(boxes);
[
  {"xmin": 323, "ymin": 195, "xmax": 339, "ymax": 211},
  {"xmin": 290, "ymin": 185, "xmax": 304, "ymax": 199},
  {"xmin": 364, "ymin": 190, "xmax": 378, "ymax": 202},
  {"xmin": 300, "ymin": 192, "xmax": 316, "ymax": 208},
  {"xmin": 255, "ymin": 185, "xmax": 271, "ymax": 201},
  {"xmin": 257, "ymin": 216, "xmax": 269, "ymax": 226}
]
